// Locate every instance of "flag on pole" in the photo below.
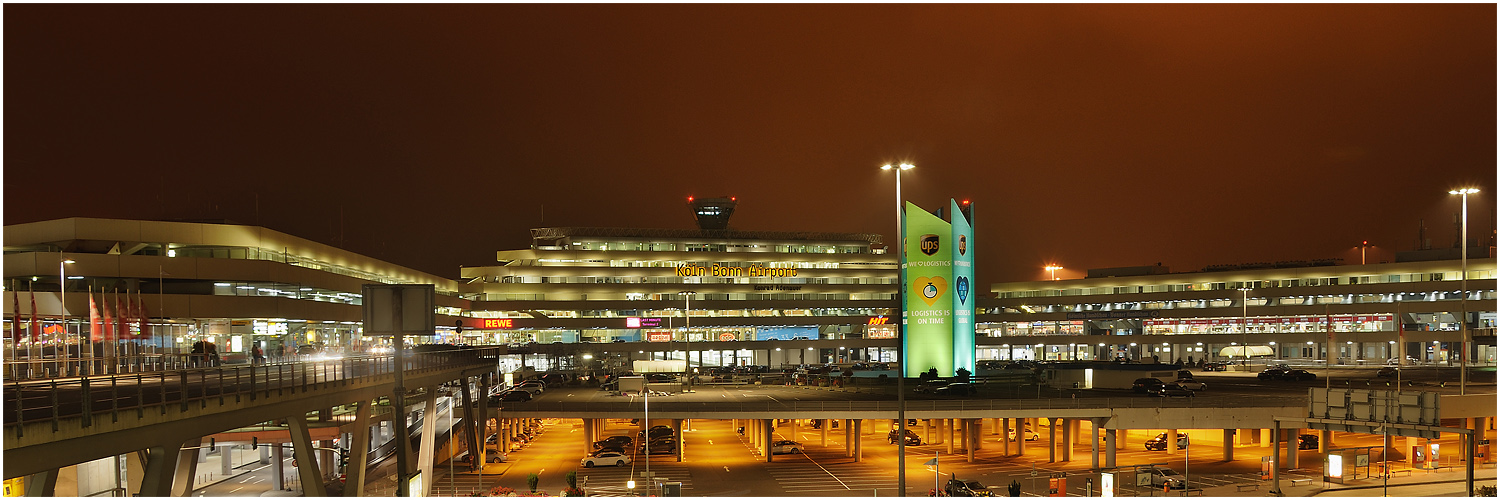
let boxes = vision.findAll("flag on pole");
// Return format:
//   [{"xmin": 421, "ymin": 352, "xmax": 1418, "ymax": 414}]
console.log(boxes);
[
  {"xmin": 89, "ymin": 288, "xmax": 103, "ymax": 342},
  {"xmin": 102, "ymin": 289, "xmax": 115, "ymax": 342},
  {"xmin": 115, "ymin": 289, "xmax": 127, "ymax": 341},
  {"xmin": 11, "ymin": 281, "xmax": 20, "ymax": 343},
  {"xmin": 29, "ymin": 284, "xmax": 41, "ymax": 341},
  {"xmin": 135, "ymin": 288, "xmax": 151, "ymax": 340}
]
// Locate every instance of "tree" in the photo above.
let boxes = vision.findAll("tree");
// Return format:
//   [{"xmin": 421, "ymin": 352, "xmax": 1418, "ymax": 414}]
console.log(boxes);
[
  {"xmin": 954, "ymin": 367, "xmax": 972, "ymax": 383},
  {"xmin": 526, "ymin": 473, "xmax": 540, "ymax": 492}
]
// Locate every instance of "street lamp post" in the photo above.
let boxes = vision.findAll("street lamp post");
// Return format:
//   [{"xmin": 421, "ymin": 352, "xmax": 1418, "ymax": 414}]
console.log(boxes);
[
  {"xmin": 679, "ymin": 290, "xmax": 694, "ymax": 393},
  {"xmin": 1045, "ymin": 265, "xmax": 1061, "ymax": 281},
  {"xmin": 1238, "ymin": 288, "xmax": 1251, "ymax": 370},
  {"xmin": 881, "ymin": 162, "xmax": 913, "ymax": 496},
  {"xmin": 1448, "ymin": 188, "xmax": 1477, "ymax": 395},
  {"xmin": 924, "ymin": 453, "xmax": 941, "ymax": 496},
  {"xmin": 59, "ymin": 258, "xmax": 74, "ymax": 376}
]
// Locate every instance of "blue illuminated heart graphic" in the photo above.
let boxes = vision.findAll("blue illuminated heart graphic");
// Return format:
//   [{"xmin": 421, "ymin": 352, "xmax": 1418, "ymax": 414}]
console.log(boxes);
[{"xmin": 956, "ymin": 276, "xmax": 970, "ymax": 304}]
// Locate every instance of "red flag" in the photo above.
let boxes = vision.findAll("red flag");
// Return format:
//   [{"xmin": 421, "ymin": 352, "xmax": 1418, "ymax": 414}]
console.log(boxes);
[
  {"xmin": 135, "ymin": 289, "xmax": 151, "ymax": 340},
  {"xmin": 101, "ymin": 290, "xmax": 115, "ymax": 342},
  {"xmin": 29, "ymin": 285, "xmax": 40, "ymax": 341},
  {"xmin": 89, "ymin": 290, "xmax": 103, "ymax": 342},
  {"xmin": 115, "ymin": 290, "xmax": 127, "ymax": 340}
]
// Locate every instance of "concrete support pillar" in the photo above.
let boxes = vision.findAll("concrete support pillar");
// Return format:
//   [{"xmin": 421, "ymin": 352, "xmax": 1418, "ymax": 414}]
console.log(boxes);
[
  {"xmin": 221, "ymin": 446, "xmax": 233, "ymax": 475},
  {"xmin": 1017, "ymin": 419, "xmax": 1027, "ymax": 456},
  {"xmin": 821, "ymin": 419, "xmax": 829, "ymax": 446},
  {"xmin": 854, "ymin": 419, "xmax": 863, "ymax": 462},
  {"xmin": 136, "ymin": 445, "xmax": 177, "ymax": 498},
  {"xmin": 260, "ymin": 445, "xmax": 271, "ymax": 465},
  {"xmin": 288, "ymin": 415, "xmax": 329, "ymax": 497},
  {"xmin": 1223, "ymin": 429, "xmax": 1236, "ymax": 462},
  {"xmin": 171, "ymin": 440, "xmax": 202, "ymax": 497},
  {"xmin": 22, "ymin": 469, "xmax": 59, "ymax": 497},
  {"xmin": 1089, "ymin": 419, "xmax": 1100, "ymax": 470},
  {"xmin": 1405, "ymin": 436, "xmax": 1420, "ymax": 467},
  {"xmin": 415, "ymin": 392, "xmax": 439, "ymax": 497},
  {"xmin": 1048, "ymin": 419, "xmax": 1057, "ymax": 463},
  {"xmin": 1270, "ymin": 420, "xmax": 1282, "ymax": 494},
  {"xmin": 764, "ymin": 419, "xmax": 774, "ymax": 463},
  {"xmin": 991, "ymin": 418, "xmax": 1000, "ymax": 435},
  {"xmin": 271, "ymin": 444, "xmax": 286, "ymax": 491},
  {"xmin": 926, "ymin": 419, "xmax": 934, "ymax": 445},
  {"xmin": 1284, "ymin": 429, "xmax": 1300, "ymax": 469},
  {"xmin": 966, "ymin": 420, "xmax": 976, "ymax": 463},
  {"xmin": 584, "ymin": 419, "xmax": 595, "ymax": 450},
  {"xmin": 1001, "ymin": 419, "xmax": 1011, "ymax": 456},
  {"xmin": 344, "ymin": 400, "xmax": 372, "ymax": 497},
  {"xmin": 946, "ymin": 419, "xmax": 954, "ymax": 455},
  {"xmin": 1063, "ymin": 419, "xmax": 1074, "ymax": 462},
  {"xmin": 1261, "ymin": 428, "xmax": 1272, "ymax": 448},
  {"xmin": 1320, "ymin": 429, "xmax": 1332, "ymax": 453},
  {"xmin": 673, "ymin": 419, "xmax": 684, "ymax": 462},
  {"xmin": 1105, "ymin": 429, "xmax": 1117, "ymax": 468},
  {"xmin": 1168, "ymin": 428, "xmax": 1179, "ymax": 455},
  {"xmin": 845, "ymin": 420, "xmax": 854, "ymax": 457}
]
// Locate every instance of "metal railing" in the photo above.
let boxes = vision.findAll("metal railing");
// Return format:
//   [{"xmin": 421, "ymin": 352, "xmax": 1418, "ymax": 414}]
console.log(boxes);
[
  {"xmin": 488, "ymin": 395, "xmax": 1302, "ymax": 414},
  {"xmin": 4, "ymin": 348, "xmax": 502, "ymax": 438}
]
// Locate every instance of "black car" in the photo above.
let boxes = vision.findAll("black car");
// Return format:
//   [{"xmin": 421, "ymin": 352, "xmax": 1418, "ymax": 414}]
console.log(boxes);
[
  {"xmin": 640, "ymin": 437, "xmax": 677, "ymax": 454},
  {"xmin": 887, "ymin": 429, "xmax": 922, "ymax": 445},
  {"xmin": 1297, "ymin": 434, "xmax": 1319, "ymax": 450},
  {"xmin": 945, "ymin": 478, "xmax": 995, "ymax": 497},
  {"xmin": 488, "ymin": 390, "xmax": 532, "ymax": 404},
  {"xmin": 1257, "ymin": 368, "xmax": 1289, "ymax": 380},
  {"xmin": 1376, "ymin": 366, "xmax": 1399, "ymax": 378},
  {"xmin": 934, "ymin": 383, "xmax": 977, "ymax": 396},
  {"xmin": 1201, "ymin": 362, "xmax": 1227, "ymax": 372},
  {"xmin": 1144, "ymin": 432, "xmax": 1188, "ymax": 451},
  {"xmin": 1132, "ymin": 378, "xmax": 1165, "ymax": 393},
  {"xmin": 593, "ymin": 435, "xmax": 634, "ymax": 450},
  {"xmin": 1278, "ymin": 369, "xmax": 1317, "ymax": 381},
  {"xmin": 638, "ymin": 425, "xmax": 674, "ymax": 440}
]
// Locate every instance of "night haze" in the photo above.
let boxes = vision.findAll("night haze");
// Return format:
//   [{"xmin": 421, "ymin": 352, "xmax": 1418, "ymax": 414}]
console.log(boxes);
[{"xmin": 4, "ymin": 4, "xmax": 1495, "ymax": 286}]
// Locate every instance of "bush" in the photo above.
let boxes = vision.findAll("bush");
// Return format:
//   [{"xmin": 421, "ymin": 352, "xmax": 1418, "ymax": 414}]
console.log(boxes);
[{"xmin": 526, "ymin": 473, "xmax": 540, "ymax": 492}]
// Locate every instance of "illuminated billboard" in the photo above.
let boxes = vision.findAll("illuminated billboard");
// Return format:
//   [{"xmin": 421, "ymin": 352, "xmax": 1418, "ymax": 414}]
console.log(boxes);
[{"xmin": 901, "ymin": 200, "xmax": 977, "ymax": 377}]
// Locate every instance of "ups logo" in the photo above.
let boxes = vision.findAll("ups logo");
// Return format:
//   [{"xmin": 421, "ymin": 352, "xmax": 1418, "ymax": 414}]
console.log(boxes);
[{"xmin": 920, "ymin": 234, "xmax": 940, "ymax": 256}]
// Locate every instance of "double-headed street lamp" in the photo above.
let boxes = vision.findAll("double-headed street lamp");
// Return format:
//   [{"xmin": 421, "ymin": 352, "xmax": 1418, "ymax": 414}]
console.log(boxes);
[
  {"xmin": 1045, "ymin": 265, "xmax": 1062, "ymax": 281},
  {"xmin": 1449, "ymin": 187, "xmax": 1478, "ymax": 395},
  {"xmin": 1239, "ymin": 288, "xmax": 1251, "ymax": 370},
  {"xmin": 59, "ymin": 258, "xmax": 74, "ymax": 375},
  {"xmin": 880, "ymin": 162, "xmax": 913, "ymax": 496}
]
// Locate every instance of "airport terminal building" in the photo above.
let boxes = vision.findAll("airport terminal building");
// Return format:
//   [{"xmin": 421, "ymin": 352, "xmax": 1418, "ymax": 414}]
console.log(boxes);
[{"xmin": 4, "ymin": 205, "xmax": 1495, "ymax": 373}]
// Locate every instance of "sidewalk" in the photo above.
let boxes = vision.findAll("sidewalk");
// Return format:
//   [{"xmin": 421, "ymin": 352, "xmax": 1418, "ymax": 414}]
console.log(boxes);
[{"xmin": 1195, "ymin": 464, "xmax": 1496, "ymax": 497}]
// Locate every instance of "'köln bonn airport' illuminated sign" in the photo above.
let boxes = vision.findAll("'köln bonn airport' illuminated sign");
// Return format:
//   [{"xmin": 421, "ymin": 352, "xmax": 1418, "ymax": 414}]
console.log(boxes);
[
  {"xmin": 902, "ymin": 199, "xmax": 976, "ymax": 378},
  {"xmin": 674, "ymin": 264, "xmax": 798, "ymax": 277}
]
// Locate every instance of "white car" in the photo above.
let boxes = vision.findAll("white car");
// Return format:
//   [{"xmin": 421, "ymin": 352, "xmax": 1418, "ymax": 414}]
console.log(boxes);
[
  {"xmin": 581, "ymin": 451, "xmax": 631, "ymax": 468},
  {"xmin": 510, "ymin": 382, "xmax": 545, "ymax": 395},
  {"xmin": 1172, "ymin": 378, "xmax": 1207, "ymax": 391},
  {"xmin": 1145, "ymin": 467, "xmax": 1187, "ymax": 489},
  {"xmin": 1008, "ymin": 427, "xmax": 1040, "ymax": 441},
  {"xmin": 771, "ymin": 440, "xmax": 804, "ymax": 454}
]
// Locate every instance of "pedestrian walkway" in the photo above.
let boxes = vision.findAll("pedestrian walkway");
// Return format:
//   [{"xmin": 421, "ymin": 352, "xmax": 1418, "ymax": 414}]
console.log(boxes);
[{"xmin": 1194, "ymin": 464, "xmax": 1495, "ymax": 497}]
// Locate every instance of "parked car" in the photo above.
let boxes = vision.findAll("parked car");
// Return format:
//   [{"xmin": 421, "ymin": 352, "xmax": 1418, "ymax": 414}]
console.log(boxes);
[
  {"xmin": 488, "ymin": 390, "xmax": 532, "ymax": 404},
  {"xmin": 1257, "ymin": 368, "xmax": 1289, "ymax": 380},
  {"xmin": 580, "ymin": 451, "xmax": 631, "ymax": 468},
  {"xmin": 1171, "ymin": 378, "xmax": 1207, "ymax": 391},
  {"xmin": 1144, "ymin": 432, "xmax": 1188, "ymax": 451},
  {"xmin": 1376, "ymin": 366, "xmax": 1399, "ymax": 378},
  {"xmin": 888, "ymin": 429, "xmax": 923, "ymax": 445},
  {"xmin": 1278, "ymin": 369, "xmax": 1317, "ymax": 381},
  {"xmin": 481, "ymin": 448, "xmax": 508, "ymax": 463},
  {"xmin": 1132, "ymin": 378, "xmax": 1165, "ymax": 393},
  {"xmin": 1008, "ymin": 426, "xmax": 1040, "ymax": 442},
  {"xmin": 1298, "ymin": 434, "xmax": 1319, "ymax": 450},
  {"xmin": 638, "ymin": 425, "xmax": 674, "ymax": 440},
  {"xmin": 1143, "ymin": 466, "xmax": 1187, "ymax": 489},
  {"xmin": 1149, "ymin": 383, "xmax": 1196, "ymax": 398},
  {"xmin": 1201, "ymin": 362, "xmax": 1227, "ymax": 372},
  {"xmin": 593, "ymin": 435, "xmax": 634, "ymax": 449},
  {"xmin": 945, "ymin": 478, "xmax": 995, "ymax": 497},
  {"xmin": 640, "ymin": 437, "xmax": 677, "ymax": 454},
  {"xmin": 934, "ymin": 383, "xmax": 978, "ymax": 396},
  {"xmin": 771, "ymin": 440, "xmax": 804, "ymax": 454}
]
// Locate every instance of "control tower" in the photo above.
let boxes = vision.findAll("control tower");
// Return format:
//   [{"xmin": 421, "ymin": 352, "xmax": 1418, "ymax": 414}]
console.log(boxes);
[{"xmin": 687, "ymin": 196, "xmax": 737, "ymax": 230}]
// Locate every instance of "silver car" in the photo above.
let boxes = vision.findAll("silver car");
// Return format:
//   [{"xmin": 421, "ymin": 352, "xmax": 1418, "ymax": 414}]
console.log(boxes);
[{"xmin": 1146, "ymin": 467, "xmax": 1187, "ymax": 489}]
